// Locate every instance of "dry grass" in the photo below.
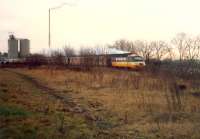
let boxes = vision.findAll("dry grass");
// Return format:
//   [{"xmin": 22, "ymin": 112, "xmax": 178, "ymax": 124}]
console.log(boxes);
[{"xmin": 1, "ymin": 67, "xmax": 200, "ymax": 138}]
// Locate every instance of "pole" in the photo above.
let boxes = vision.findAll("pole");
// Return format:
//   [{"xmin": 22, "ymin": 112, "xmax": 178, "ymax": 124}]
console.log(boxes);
[
  {"xmin": 48, "ymin": 2, "xmax": 76, "ymax": 49},
  {"xmin": 48, "ymin": 8, "xmax": 51, "ymax": 48}
]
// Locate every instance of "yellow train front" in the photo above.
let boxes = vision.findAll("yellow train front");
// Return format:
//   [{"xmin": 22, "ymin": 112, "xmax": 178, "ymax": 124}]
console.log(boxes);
[{"xmin": 111, "ymin": 54, "xmax": 145, "ymax": 70}]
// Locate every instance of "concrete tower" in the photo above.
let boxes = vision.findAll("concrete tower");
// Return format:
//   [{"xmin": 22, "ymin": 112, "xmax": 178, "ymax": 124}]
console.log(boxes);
[
  {"xmin": 19, "ymin": 39, "xmax": 30, "ymax": 58},
  {"xmin": 8, "ymin": 35, "xmax": 18, "ymax": 59}
]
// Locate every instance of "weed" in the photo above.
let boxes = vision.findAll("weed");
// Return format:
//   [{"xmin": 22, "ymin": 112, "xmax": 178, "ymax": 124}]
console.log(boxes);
[{"xmin": 0, "ymin": 105, "xmax": 29, "ymax": 117}]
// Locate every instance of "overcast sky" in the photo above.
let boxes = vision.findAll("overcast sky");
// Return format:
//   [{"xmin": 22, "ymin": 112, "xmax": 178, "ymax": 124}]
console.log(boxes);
[{"xmin": 1, "ymin": 0, "xmax": 200, "ymax": 53}]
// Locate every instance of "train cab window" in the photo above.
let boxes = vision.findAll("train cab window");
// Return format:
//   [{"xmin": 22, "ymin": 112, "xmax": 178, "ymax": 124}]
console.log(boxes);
[
  {"xmin": 128, "ymin": 56, "xmax": 144, "ymax": 62},
  {"xmin": 133, "ymin": 56, "xmax": 144, "ymax": 61}
]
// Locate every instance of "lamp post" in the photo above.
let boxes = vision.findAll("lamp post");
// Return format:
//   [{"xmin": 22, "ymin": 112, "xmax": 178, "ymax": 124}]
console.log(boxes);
[
  {"xmin": 48, "ymin": 8, "xmax": 51, "ymax": 48},
  {"xmin": 48, "ymin": 2, "xmax": 76, "ymax": 48}
]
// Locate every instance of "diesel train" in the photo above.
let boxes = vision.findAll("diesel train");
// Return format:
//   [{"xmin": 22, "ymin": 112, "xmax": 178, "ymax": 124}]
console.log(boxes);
[
  {"xmin": 111, "ymin": 54, "xmax": 145, "ymax": 69},
  {"xmin": 1, "ymin": 53, "xmax": 145, "ymax": 70},
  {"xmin": 67, "ymin": 53, "xmax": 145, "ymax": 70}
]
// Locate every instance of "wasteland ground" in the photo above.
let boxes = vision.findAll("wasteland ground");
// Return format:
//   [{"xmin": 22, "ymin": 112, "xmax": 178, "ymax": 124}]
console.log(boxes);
[{"xmin": 0, "ymin": 67, "xmax": 200, "ymax": 139}]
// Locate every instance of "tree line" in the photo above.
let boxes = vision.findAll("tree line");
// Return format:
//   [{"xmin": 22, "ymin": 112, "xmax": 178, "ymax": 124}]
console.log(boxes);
[
  {"xmin": 55, "ymin": 32, "xmax": 199, "ymax": 63},
  {"xmin": 109, "ymin": 33, "xmax": 200, "ymax": 62}
]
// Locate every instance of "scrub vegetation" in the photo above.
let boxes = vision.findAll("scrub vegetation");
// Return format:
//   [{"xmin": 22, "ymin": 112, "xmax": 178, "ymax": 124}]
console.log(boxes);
[{"xmin": 0, "ymin": 66, "xmax": 200, "ymax": 139}]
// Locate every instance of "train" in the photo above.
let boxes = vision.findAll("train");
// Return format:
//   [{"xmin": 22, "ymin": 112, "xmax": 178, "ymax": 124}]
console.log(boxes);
[
  {"xmin": 0, "ymin": 53, "xmax": 146, "ymax": 70},
  {"xmin": 66, "ymin": 53, "xmax": 146, "ymax": 70}
]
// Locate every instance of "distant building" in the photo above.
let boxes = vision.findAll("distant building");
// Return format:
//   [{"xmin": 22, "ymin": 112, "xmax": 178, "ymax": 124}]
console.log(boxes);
[
  {"xmin": 8, "ymin": 35, "xmax": 18, "ymax": 59},
  {"xmin": 19, "ymin": 39, "xmax": 30, "ymax": 58},
  {"xmin": 7, "ymin": 35, "xmax": 30, "ymax": 59}
]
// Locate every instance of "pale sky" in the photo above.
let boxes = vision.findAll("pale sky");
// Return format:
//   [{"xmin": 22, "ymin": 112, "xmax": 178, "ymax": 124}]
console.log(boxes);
[{"xmin": 1, "ymin": 0, "xmax": 200, "ymax": 53}]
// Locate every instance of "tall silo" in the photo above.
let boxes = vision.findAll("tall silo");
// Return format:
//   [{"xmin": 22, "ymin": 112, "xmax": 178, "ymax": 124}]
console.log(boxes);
[
  {"xmin": 8, "ymin": 35, "xmax": 18, "ymax": 59},
  {"xmin": 19, "ymin": 39, "xmax": 30, "ymax": 58}
]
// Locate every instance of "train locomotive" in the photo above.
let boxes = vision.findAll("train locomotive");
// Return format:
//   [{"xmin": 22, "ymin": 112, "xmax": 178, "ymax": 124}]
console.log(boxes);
[{"xmin": 111, "ymin": 54, "xmax": 145, "ymax": 69}]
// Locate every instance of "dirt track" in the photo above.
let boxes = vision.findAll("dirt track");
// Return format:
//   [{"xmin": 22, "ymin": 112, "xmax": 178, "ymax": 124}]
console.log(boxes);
[{"xmin": 4, "ymin": 69, "xmax": 96, "ymax": 121}]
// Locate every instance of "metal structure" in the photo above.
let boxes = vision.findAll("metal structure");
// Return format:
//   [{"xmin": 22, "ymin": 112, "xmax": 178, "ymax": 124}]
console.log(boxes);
[
  {"xmin": 20, "ymin": 39, "xmax": 30, "ymax": 58},
  {"xmin": 8, "ymin": 35, "xmax": 18, "ymax": 59}
]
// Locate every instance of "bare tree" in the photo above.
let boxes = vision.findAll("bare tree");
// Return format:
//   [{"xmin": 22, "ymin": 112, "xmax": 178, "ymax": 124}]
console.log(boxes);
[
  {"xmin": 63, "ymin": 45, "xmax": 75, "ymax": 57},
  {"xmin": 134, "ymin": 40, "xmax": 154, "ymax": 62},
  {"xmin": 185, "ymin": 36, "xmax": 200, "ymax": 60},
  {"xmin": 50, "ymin": 49, "xmax": 65, "ymax": 66},
  {"xmin": 165, "ymin": 46, "xmax": 175, "ymax": 60},
  {"xmin": 79, "ymin": 47, "xmax": 96, "ymax": 56},
  {"xmin": 172, "ymin": 33, "xmax": 188, "ymax": 61},
  {"xmin": 63, "ymin": 46, "xmax": 75, "ymax": 65},
  {"xmin": 172, "ymin": 33, "xmax": 200, "ymax": 61},
  {"xmin": 110, "ymin": 39, "xmax": 136, "ymax": 52},
  {"xmin": 151, "ymin": 41, "xmax": 171, "ymax": 61}
]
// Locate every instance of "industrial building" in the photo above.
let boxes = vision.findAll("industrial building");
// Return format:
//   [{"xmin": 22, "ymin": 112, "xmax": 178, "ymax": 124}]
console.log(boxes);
[
  {"xmin": 8, "ymin": 35, "xmax": 18, "ymax": 59},
  {"xmin": 8, "ymin": 35, "xmax": 30, "ymax": 59},
  {"xmin": 19, "ymin": 39, "xmax": 30, "ymax": 58}
]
